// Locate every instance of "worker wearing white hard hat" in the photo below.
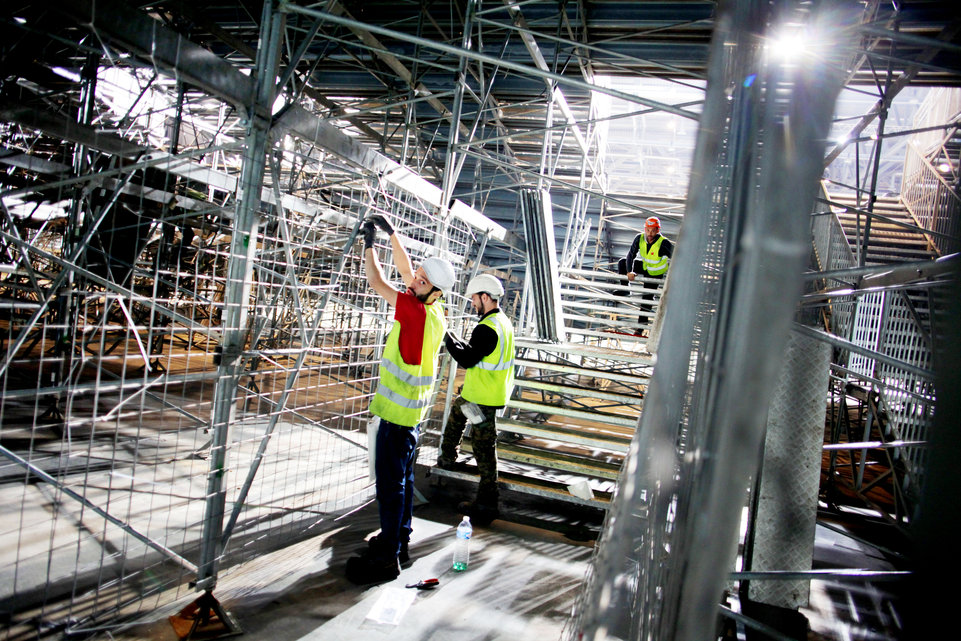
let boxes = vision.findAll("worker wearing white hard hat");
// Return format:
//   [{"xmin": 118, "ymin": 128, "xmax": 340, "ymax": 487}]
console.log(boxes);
[
  {"xmin": 347, "ymin": 213, "xmax": 456, "ymax": 585},
  {"xmin": 421, "ymin": 256, "xmax": 456, "ymax": 295},
  {"xmin": 438, "ymin": 273, "xmax": 515, "ymax": 525}
]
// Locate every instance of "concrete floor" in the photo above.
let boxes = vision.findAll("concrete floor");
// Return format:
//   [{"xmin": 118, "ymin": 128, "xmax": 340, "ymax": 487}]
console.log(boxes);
[
  {"xmin": 83, "ymin": 470, "xmax": 906, "ymax": 641},
  {"xmin": 92, "ymin": 471, "xmax": 598, "ymax": 641}
]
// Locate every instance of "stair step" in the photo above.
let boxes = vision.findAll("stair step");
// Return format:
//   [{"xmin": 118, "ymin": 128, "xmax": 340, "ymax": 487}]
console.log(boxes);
[
  {"xmin": 496, "ymin": 417, "xmax": 632, "ymax": 453},
  {"xmin": 436, "ymin": 336, "xmax": 648, "ymax": 510},
  {"xmin": 828, "ymin": 194, "xmax": 938, "ymax": 267},
  {"xmin": 462, "ymin": 440, "xmax": 622, "ymax": 480},
  {"xmin": 506, "ymin": 398, "xmax": 638, "ymax": 428},
  {"xmin": 429, "ymin": 465, "xmax": 612, "ymax": 508},
  {"xmin": 836, "ymin": 225, "xmax": 931, "ymax": 242},
  {"xmin": 561, "ymin": 312, "xmax": 654, "ymax": 331},
  {"xmin": 562, "ymin": 327, "xmax": 652, "ymax": 345},
  {"xmin": 513, "ymin": 377, "xmax": 644, "ymax": 405},
  {"xmin": 516, "ymin": 338, "xmax": 656, "ymax": 364},
  {"xmin": 860, "ymin": 250, "xmax": 937, "ymax": 264},
  {"xmin": 515, "ymin": 357, "xmax": 651, "ymax": 387}
]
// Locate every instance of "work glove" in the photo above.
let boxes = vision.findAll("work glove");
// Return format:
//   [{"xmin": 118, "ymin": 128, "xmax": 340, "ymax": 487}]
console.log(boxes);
[
  {"xmin": 444, "ymin": 331, "xmax": 467, "ymax": 352},
  {"xmin": 368, "ymin": 214, "xmax": 395, "ymax": 236},
  {"xmin": 362, "ymin": 220, "xmax": 377, "ymax": 249}
]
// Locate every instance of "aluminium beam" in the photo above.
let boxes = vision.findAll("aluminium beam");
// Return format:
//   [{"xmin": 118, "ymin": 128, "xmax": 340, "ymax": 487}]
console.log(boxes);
[
  {"xmin": 439, "ymin": 0, "xmax": 477, "ymax": 211},
  {"xmin": 281, "ymin": 2, "xmax": 702, "ymax": 121},
  {"xmin": 496, "ymin": 418, "xmax": 632, "ymax": 454},
  {"xmin": 502, "ymin": 0, "xmax": 590, "ymax": 156},
  {"xmin": 50, "ymin": 0, "xmax": 255, "ymax": 113},
  {"xmin": 793, "ymin": 322, "xmax": 935, "ymax": 381},
  {"xmin": 323, "ymin": 0, "xmax": 472, "ymax": 140},
  {"xmin": 41, "ymin": 0, "xmax": 508, "ymax": 247},
  {"xmin": 473, "ymin": 7, "xmax": 710, "ymax": 83},
  {"xmin": 300, "ymin": 1, "xmax": 527, "ymax": 199},
  {"xmin": 272, "ymin": 104, "xmax": 511, "ymax": 243},
  {"xmin": 159, "ymin": 0, "xmax": 402, "ymax": 157},
  {"xmin": 824, "ymin": 17, "xmax": 961, "ymax": 166},
  {"xmin": 0, "ymin": 98, "xmax": 487, "ymax": 246},
  {"xmin": 0, "ymin": 100, "xmax": 149, "ymax": 161}
]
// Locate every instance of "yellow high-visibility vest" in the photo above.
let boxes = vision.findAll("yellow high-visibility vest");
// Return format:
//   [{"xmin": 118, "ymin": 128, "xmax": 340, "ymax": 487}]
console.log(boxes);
[
  {"xmin": 462, "ymin": 311, "xmax": 515, "ymax": 407},
  {"xmin": 369, "ymin": 301, "xmax": 446, "ymax": 427},
  {"xmin": 641, "ymin": 235, "xmax": 669, "ymax": 276}
]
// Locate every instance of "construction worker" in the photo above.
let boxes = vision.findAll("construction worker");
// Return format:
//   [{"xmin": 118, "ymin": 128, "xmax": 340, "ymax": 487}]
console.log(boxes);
[
  {"xmin": 345, "ymin": 214, "xmax": 456, "ymax": 584},
  {"xmin": 619, "ymin": 216, "xmax": 673, "ymax": 333},
  {"xmin": 437, "ymin": 274, "xmax": 515, "ymax": 525}
]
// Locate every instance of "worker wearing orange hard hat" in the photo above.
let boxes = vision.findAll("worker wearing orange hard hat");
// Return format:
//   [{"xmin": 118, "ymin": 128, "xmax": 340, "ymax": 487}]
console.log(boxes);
[{"xmin": 618, "ymin": 216, "xmax": 673, "ymax": 334}]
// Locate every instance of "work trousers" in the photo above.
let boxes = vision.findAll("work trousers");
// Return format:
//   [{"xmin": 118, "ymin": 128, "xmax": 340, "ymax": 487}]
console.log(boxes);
[
  {"xmin": 374, "ymin": 418, "xmax": 419, "ymax": 561},
  {"xmin": 440, "ymin": 395, "xmax": 499, "ymax": 505},
  {"xmin": 617, "ymin": 257, "xmax": 662, "ymax": 327}
]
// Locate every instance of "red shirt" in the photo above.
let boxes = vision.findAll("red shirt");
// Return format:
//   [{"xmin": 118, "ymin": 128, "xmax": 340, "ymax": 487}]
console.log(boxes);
[{"xmin": 394, "ymin": 291, "xmax": 429, "ymax": 365}]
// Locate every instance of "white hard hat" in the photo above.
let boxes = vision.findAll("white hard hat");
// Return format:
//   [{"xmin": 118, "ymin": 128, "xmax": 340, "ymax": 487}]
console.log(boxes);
[
  {"xmin": 465, "ymin": 274, "xmax": 504, "ymax": 299},
  {"xmin": 421, "ymin": 257, "xmax": 456, "ymax": 293}
]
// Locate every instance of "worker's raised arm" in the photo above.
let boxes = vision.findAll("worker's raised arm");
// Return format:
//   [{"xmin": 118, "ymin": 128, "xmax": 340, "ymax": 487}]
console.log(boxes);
[
  {"xmin": 389, "ymin": 233, "xmax": 415, "ymax": 287},
  {"xmin": 362, "ymin": 219, "xmax": 400, "ymax": 307},
  {"xmin": 367, "ymin": 214, "xmax": 415, "ymax": 287}
]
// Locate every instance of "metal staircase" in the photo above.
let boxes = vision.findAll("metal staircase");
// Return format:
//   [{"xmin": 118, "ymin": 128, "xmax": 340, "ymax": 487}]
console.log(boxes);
[
  {"xmin": 431, "ymin": 272, "xmax": 657, "ymax": 509},
  {"xmin": 828, "ymin": 193, "xmax": 939, "ymax": 334},
  {"xmin": 831, "ymin": 194, "xmax": 938, "ymax": 264},
  {"xmin": 816, "ymin": 185, "xmax": 947, "ymax": 524}
]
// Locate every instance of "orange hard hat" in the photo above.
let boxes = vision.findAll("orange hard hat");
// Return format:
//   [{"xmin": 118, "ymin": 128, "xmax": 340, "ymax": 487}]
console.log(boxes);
[{"xmin": 645, "ymin": 216, "xmax": 660, "ymax": 231}]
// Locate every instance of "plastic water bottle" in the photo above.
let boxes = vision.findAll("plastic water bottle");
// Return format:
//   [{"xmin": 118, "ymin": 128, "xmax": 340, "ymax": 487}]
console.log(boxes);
[{"xmin": 452, "ymin": 516, "xmax": 472, "ymax": 571}]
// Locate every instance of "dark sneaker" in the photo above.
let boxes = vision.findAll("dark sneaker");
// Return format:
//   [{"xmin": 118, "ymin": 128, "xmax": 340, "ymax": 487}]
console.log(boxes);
[
  {"xmin": 345, "ymin": 554, "xmax": 400, "ymax": 585},
  {"xmin": 436, "ymin": 455, "xmax": 455, "ymax": 469},
  {"xmin": 365, "ymin": 534, "xmax": 410, "ymax": 564}
]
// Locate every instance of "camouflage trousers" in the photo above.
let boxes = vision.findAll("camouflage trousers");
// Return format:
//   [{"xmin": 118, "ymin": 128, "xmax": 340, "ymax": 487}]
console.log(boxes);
[{"xmin": 439, "ymin": 394, "xmax": 499, "ymax": 505}]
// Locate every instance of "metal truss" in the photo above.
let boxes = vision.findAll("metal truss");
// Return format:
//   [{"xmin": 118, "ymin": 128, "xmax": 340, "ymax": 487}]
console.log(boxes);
[{"xmin": 0, "ymin": 0, "xmax": 958, "ymax": 639}]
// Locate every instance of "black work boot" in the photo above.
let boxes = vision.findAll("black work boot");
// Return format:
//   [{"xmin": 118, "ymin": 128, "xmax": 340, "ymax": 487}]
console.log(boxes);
[
  {"xmin": 365, "ymin": 534, "xmax": 410, "ymax": 564},
  {"xmin": 345, "ymin": 554, "xmax": 401, "ymax": 585},
  {"xmin": 436, "ymin": 449, "xmax": 457, "ymax": 469}
]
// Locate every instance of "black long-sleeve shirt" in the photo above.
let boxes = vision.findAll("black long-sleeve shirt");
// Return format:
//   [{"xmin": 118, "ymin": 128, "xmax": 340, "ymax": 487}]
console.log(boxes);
[{"xmin": 444, "ymin": 309, "xmax": 499, "ymax": 368}]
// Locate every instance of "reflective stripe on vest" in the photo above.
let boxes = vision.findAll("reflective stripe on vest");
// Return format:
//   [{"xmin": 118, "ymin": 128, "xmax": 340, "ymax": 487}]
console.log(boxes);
[
  {"xmin": 380, "ymin": 358, "xmax": 435, "ymax": 387},
  {"xmin": 462, "ymin": 311, "xmax": 515, "ymax": 407},
  {"xmin": 369, "ymin": 301, "xmax": 446, "ymax": 427},
  {"xmin": 642, "ymin": 235, "xmax": 668, "ymax": 276}
]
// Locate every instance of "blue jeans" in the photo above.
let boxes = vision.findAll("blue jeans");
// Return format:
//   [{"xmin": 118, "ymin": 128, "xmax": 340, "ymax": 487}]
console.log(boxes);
[{"xmin": 374, "ymin": 418, "xmax": 419, "ymax": 561}]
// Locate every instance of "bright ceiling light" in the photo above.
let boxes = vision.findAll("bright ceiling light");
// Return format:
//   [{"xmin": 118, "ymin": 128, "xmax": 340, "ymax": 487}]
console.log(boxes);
[
  {"xmin": 51, "ymin": 66, "xmax": 81, "ymax": 82},
  {"xmin": 766, "ymin": 25, "xmax": 809, "ymax": 66}
]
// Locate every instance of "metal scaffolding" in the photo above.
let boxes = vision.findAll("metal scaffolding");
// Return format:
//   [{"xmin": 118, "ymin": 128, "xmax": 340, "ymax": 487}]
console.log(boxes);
[
  {"xmin": 0, "ymin": 0, "xmax": 958, "ymax": 639},
  {"xmin": 0, "ymin": 2, "xmax": 521, "ymax": 634},
  {"xmin": 567, "ymin": 2, "xmax": 957, "ymax": 640}
]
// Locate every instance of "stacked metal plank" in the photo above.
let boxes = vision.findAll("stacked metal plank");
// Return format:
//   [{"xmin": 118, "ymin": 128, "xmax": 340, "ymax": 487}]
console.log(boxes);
[{"xmin": 520, "ymin": 188, "xmax": 566, "ymax": 343}]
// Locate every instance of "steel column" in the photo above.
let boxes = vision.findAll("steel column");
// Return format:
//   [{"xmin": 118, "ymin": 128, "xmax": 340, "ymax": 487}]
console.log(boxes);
[{"xmin": 195, "ymin": 0, "xmax": 285, "ymax": 592}]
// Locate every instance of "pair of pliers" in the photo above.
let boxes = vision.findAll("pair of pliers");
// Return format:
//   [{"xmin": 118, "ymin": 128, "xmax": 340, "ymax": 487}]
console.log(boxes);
[{"xmin": 405, "ymin": 578, "xmax": 439, "ymax": 590}]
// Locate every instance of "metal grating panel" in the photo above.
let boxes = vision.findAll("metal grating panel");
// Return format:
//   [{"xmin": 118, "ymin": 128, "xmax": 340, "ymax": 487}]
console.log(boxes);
[{"xmin": 747, "ymin": 330, "xmax": 832, "ymax": 608}]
